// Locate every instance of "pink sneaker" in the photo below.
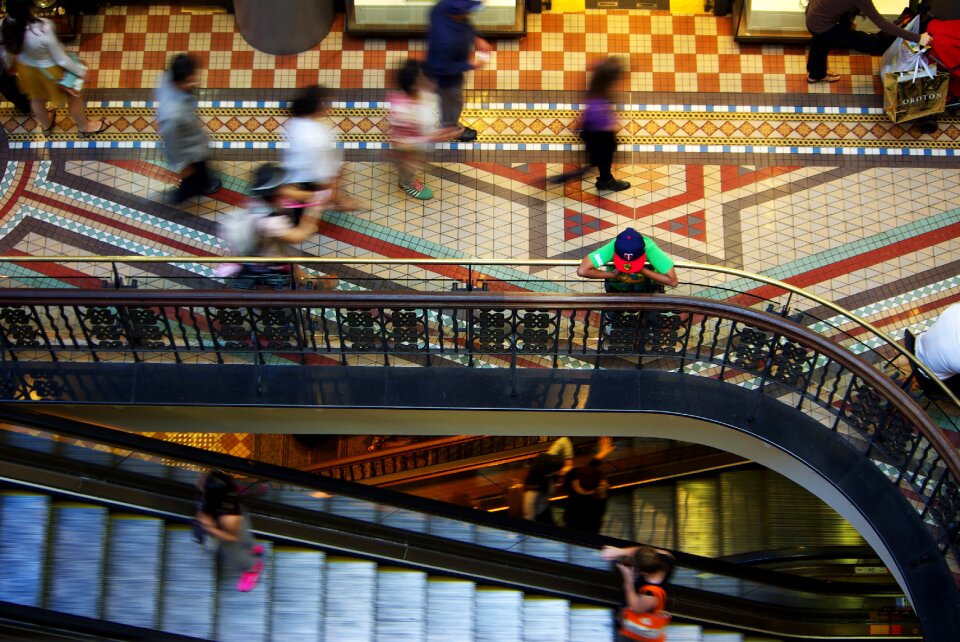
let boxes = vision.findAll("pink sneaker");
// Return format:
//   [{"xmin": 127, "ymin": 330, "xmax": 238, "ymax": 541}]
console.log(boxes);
[{"xmin": 237, "ymin": 559, "xmax": 264, "ymax": 592}]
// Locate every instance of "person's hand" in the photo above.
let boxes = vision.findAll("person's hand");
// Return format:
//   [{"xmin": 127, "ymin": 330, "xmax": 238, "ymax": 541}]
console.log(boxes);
[
  {"xmin": 474, "ymin": 50, "xmax": 490, "ymax": 68},
  {"xmin": 616, "ymin": 562, "xmax": 637, "ymax": 583},
  {"xmin": 597, "ymin": 436, "xmax": 616, "ymax": 459},
  {"xmin": 475, "ymin": 37, "xmax": 493, "ymax": 53},
  {"xmin": 919, "ymin": 32, "xmax": 933, "ymax": 47},
  {"xmin": 196, "ymin": 512, "xmax": 216, "ymax": 531},
  {"xmin": 600, "ymin": 545, "xmax": 624, "ymax": 560}
]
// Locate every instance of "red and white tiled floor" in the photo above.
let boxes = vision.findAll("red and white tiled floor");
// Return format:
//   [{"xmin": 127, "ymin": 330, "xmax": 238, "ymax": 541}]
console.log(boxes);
[{"xmin": 1, "ymin": 5, "xmax": 960, "ymax": 456}]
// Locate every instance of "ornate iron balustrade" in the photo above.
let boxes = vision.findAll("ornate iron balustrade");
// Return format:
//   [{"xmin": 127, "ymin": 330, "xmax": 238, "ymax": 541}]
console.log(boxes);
[
  {"xmin": 0, "ymin": 287, "xmax": 958, "ymax": 588},
  {"xmin": 306, "ymin": 434, "xmax": 551, "ymax": 483}
]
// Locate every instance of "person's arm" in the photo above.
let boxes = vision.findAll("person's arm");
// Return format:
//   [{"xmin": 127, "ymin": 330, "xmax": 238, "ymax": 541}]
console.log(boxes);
[
  {"xmin": 577, "ymin": 255, "xmax": 615, "ymax": 280},
  {"xmin": 638, "ymin": 265, "xmax": 678, "ymax": 287},
  {"xmin": 40, "ymin": 20, "xmax": 85, "ymax": 76},
  {"xmin": 600, "ymin": 544, "xmax": 639, "ymax": 560},
  {"xmin": 196, "ymin": 512, "xmax": 242, "ymax": 542},
  {"xmin": 860, "ymin": 1, "xmax": 923, "ymax": 43},
  {"xmin": 548, "ymin": 437, "xmax": 575, "ymax": 479},
  {"xmin": 595, "ymin": 436, "xmax": 616, "ymax": 462},
  {"xmin": 617, "ymin": 563, "xmax": 661, "ymax": 613}
]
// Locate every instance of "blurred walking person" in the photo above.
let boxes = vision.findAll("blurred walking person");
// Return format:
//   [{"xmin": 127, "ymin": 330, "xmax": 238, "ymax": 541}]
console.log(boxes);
[
  {"xmin": 195, "ymin": 470, "xmax": 265, "ymax": 592},
  {"xmin": 0, "ymin": 0, "xmax": 109, "ymax": 136},
  {"xmin": 156, "ymin": 53, "xmax": 221, "ymax": 204}
]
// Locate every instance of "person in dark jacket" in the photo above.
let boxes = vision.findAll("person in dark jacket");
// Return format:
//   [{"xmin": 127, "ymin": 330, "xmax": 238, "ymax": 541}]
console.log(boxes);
[
  {"xmin": 425, "ymin": 0, "xmax": 492, "ymax": 143},
  {"xmin": 805, "ymin": 0, "xmax": 932, "ymax": 83},
  {"xmin": 563, "ymin": 436, "xmax": 616, "ymax": 534}
]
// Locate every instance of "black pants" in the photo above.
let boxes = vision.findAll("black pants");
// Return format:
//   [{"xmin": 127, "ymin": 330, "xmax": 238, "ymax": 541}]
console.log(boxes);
[
  {"xmin": 0, "ymin": 72, "xmax": 31, "ymax": 114},
  {"xmin": 807, "ymin": 24, "xmax": 894, "ymax": 80},
  {"xmin": 582, "ymin": 130, "xmax": 617, "ymax": 182},
  {"xmin": 176, "ymin": 160, "xmax": 212, "ymax": 203}
]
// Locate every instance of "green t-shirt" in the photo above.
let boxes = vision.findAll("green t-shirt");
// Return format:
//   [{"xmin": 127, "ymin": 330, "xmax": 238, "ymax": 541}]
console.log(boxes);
[{"xmin": 588, "ymin": 236, "xmax": 674, "ymax": 291}]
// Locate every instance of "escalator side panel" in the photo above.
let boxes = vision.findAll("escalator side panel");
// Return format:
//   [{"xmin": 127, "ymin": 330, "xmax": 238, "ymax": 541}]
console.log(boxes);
[
  {"xmin": 376, "ymin": 567, "xmax": 428, "ymax": 641},
  {"xmin": 426, "ymin": 578, "xmax": 476, "ymax": 642},
  {"xmin": 523, "ymin": 597, "xmax": 570, "ymax": 641},
  {"xmin": 476, "ymin": 587, "xmax": 523, "ymax": 642},
  {"xmin": 569, "ymin": 604, "xmax": 616, "ymax": 641},
  {"xmin": 324, "ymin": 558, "xmax": 377, "ymax": 642}
]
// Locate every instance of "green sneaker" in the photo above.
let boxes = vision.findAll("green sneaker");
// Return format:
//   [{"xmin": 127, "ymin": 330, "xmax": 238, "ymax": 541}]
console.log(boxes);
[{"xmin": 400, "ymin": 179, "xmax": 433, "ymax": 200}]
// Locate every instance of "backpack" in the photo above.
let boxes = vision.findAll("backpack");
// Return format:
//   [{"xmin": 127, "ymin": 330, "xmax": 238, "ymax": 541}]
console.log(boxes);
[
  {"xmin": 619, "ymin": 585, "xmax": 671, "ymax": 642},
  {"xmin": 219, "ymin": 202, "xmax": 271, "ymax": 256}
]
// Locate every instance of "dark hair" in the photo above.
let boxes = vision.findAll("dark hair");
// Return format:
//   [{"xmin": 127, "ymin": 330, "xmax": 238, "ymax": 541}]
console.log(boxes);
[
  {"xmin": 290, "ymin": 84, "xmax": 330, "ymax": 117},
  {"xmin": 2, "ymin": 0, "xmax": 39, "ymax": 57},
  {"xmin": 249, "ymin": 162, "xmax": 286, "ymax": 201},
  {"xmin": 169, "ymin": 54, "xmax": 198, "ymax": 84},
  {"xmin": 201, "ymin": 470, "xmax": 239, "ymax": 516},
  {"xmin": 588, "ymin": 57, "xmax": 622, "ymax": 99},
  {"xmin": 396, "ymin": 59, "xmax": 423, "ymax": 95},
  {"xmin": 625, "ymin": 546, "xmax": 670, "ymax": 575}
]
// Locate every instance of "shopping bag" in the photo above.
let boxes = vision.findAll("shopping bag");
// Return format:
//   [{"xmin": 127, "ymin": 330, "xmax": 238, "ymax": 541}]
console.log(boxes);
[
  {"xmin": 881, "ymin": 16, "xmax": 932, "ymax": 79},
  {"xmin": 883, "ymin": 71, "xmax": 950, "ymax": 123}
]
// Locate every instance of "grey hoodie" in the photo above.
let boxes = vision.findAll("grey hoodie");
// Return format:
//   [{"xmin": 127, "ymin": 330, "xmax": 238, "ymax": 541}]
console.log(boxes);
[{"xmin": 155, "ymin": 70, "xmax": 210, "ymax": 170}]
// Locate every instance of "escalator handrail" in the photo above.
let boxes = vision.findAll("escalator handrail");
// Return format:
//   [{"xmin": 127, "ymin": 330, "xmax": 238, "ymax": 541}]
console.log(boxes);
[{"xmin": 0, "ymin": 404, "xmax": 918, "ymax": 598}]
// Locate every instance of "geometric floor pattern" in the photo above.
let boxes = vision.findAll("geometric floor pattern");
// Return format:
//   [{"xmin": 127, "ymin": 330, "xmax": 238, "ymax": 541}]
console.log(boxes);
[{"xmin": 1, "ymin": 5, "xmax": 960, "ymax": 456}]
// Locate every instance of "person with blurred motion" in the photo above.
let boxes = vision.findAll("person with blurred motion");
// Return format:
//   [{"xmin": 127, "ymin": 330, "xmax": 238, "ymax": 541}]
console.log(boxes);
[
  {"xmin": 425, "ymin": 0, "xmax": 492, "ymax": 142},
  {"xmin": 602, "ymin": 543, "xmax": 675, "ymax": 640},
  {"xmin": 912, "ymin": 303, "xmax": 960, "ymax": 396},
  {"xmin": 523, "ymin": 436, "xmax": 574, "ymax": 525},
  {"xmin": 156, "ymin": 53, "xmax": 221, "ymax": 203},
  {"xmin": 1, "ymin": 0, "xmax": 109, "ymax": 136},
  {"xmin": 195, "ymin": 470, "xmax": 265, "ymax": 592},
  {"xmin": 563, "ymin": 437, "xmax": 616, "ymax": 535}
]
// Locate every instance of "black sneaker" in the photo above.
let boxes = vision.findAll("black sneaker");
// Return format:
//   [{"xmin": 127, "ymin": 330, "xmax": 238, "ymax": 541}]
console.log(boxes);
[
  {"xmin": 596, "ymin": 178, "xmax": 630, "ymax": 192},
  {"xmin": 203, "ymin": 179, "xmax": 223, "ymax": 195},
  {"xmin": 457, "ymin": 127, "xmax": 478, "ymax": 142}
]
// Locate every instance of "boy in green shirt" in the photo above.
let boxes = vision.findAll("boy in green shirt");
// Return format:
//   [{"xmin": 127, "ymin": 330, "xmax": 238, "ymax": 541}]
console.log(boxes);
[{"xmin": 577, "ymin": 228, "xmax": 678, "ymax": 292}]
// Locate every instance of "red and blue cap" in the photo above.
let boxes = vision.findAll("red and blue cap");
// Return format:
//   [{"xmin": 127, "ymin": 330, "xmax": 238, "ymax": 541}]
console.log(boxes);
[{"xmin": 613, "ymin": 228, "xmax": 646, "ymax": 274}]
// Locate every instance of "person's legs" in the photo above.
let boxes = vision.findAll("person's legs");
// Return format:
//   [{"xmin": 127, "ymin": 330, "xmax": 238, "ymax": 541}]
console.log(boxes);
[
  {"xmin": 176, "ymin": 160, "xmax": 217, "ymax": 202},
  {"xmin": 436, "ymin": 78, "xmax": 465, "ymax": 129},
  {"xmin": 806, "ymin": 31, "xmax": 833, "ymax": 80},
  {"xmin": 29, "ymin": 99, "xmax": 51, "ymax": 129},
  {"xmin": 588, "ymin": 131, "xmax": 629, "ymax": 191},
  {"xmin": 66, "ymin": 93, "xmax": 107, "ymax": 134}
]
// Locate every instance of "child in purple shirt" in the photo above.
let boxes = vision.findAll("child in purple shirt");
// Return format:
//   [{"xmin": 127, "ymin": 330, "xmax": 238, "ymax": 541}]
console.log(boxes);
[{"xmin": 551, "ymin": 57, "xmax": 630, "ymax": 192}]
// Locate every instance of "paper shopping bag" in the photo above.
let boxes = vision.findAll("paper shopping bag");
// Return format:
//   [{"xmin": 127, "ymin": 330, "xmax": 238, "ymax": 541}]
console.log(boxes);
[{"xmin": 883, "ymin": 71, "xmax": 950, "ymax": 123}]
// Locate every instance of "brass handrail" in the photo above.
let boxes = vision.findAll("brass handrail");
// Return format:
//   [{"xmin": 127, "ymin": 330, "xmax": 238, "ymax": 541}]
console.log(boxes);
[{"xmin": 1, "ymin": 254, "xmax": 956, "ymax": 408}]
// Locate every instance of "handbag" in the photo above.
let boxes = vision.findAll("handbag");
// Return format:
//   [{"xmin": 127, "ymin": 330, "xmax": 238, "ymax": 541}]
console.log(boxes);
[
  {"xmin": 619, "ymin": 584, "xmax": 671, "ymax": 642},
  {"xmin": 40, "ymin": 53, "xmax": 86, "ymax": 97}
]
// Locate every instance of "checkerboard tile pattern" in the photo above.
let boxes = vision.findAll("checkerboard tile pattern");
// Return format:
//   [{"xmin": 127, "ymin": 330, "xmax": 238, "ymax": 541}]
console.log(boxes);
[{"xmin": 72, "ymin": 6, "xmax": 886, "ymax": 95}]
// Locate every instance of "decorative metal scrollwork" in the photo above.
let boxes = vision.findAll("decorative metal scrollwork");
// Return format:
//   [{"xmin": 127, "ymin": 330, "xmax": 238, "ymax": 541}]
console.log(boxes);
[
  {"xmin": 126, "ymin": 307, "xmax": 169, "ymax": 349},
  {"xmin": 601, "ymin": 311, "xmax": 642, "ymax": 353},
  {"xmin": 770, "ymin": 340, "xmax": 811, "ymax": 387},
  {"xmin": 387, "ymin": 309, "xmax": 424, "ymax": 352},
  {"xmin": 210, "ymin": 308, "xmax": 251, "ymax": 349},
  {"xmin": 0, "ymin": 306, "xmax": 43, "ymax": 347},
  {"xmin": 643, "ymin": 312, "xmax": 687, "ymax": 355},
  {"xmin": 728, "ymin": 326, "xmax": 771, "ymax": 372},
  {"xmin": 81, "ymin": 306, "xmax": 123, "ymax": 348},
  {"xmin": 517, "ymin": 310, "xmax": 555, "ymax": 354},
  {"xmin": 342, "ymin": 309, "xmax": 381, "ymax": 352},
  {"xmin": 845, "ymin": 383, "xmax": 884, "ymax": 437},
  {"xmin": 929, "ymin": 477, "xmax": 960, "ymax": 544},
  {"xmin": 873, "ymin": 411, "xmax": 919, "ymax": 458},
  {"xmin": 258, "ymin": 308, "xmax": 298, "ymax": 350},
  {"xmin": 473, "ymin": 310, "xmax": 509, "ymax": 351}
]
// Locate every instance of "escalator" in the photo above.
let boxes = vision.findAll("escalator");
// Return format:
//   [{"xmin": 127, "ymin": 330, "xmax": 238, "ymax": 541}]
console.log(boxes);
[{"xmin": 0, "ymin": 408, "xmax": 923, "ymax": 641}]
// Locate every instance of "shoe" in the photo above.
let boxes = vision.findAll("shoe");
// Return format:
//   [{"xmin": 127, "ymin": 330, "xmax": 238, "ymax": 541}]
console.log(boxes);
[
  {"xmin": 917, "ymin": 119, "xmax": 938, "ymax": 135},
  {"xmin": 78, "ymin": 119, "xmax": 111, "ymax": 138},
  {"xmin": 237, "ymin": 559, "xmax": 264, "ymax": 592},
  {"xmin": 596, "ymin": 178, "xmax": 630, "ymax": 192},
  {"xmin": 203, "ymin": 179, "xmax": 223, "ymax": 195},
  {"xmin": 399, "ymin": 179, "xmax": 433, "ymax": 200},
  {"xmin": 456, "ymin": 127, "xmax": 478, "ymax": 142},
  {"xmin": 807, "ymin": 72, "xmax": 840, "ymax": 84}
]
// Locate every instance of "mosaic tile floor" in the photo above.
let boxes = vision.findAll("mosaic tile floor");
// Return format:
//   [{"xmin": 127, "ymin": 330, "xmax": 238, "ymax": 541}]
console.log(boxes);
[{"xmin": 1, "ymin": 5, "xmax": 959, "ymax": 457}]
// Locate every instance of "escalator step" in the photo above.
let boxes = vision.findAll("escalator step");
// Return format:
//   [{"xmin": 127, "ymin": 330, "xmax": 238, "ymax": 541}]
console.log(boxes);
[
  {"xmin": 0, "ymin": 428, "xmax": 56, "ymax": 454},
  {"xmin": 523, "ymin": 597, "xmax": 570, "ymax": 640},
  {"xmin": 324, "ymin": 557, "xmax": 377, "ymax": 642},
  {"xmin": 476, "ymin": 524, "xmax": 523, "ymax": 555},
  {"xmin": 328, "ymin": 495, "xmax": 379, "ymax": 523},
  {"xmin": 47, "ymin": 503, "xmax": 108, "ymax": 618},
  {"xmin": 665, "ymin": 623, "xmax": 705, "ymax": 641},
  {"xmin": 426, "ymin": 578, "xmax": 476, "ymax": 642},
  {"xmin": 378, "ymin": 507, "xmax": 430, "ymax": 534},
  {"xmin": 569, "ymin": 604, "xmax": 616, "ymax": 641},
  {"xmin": 267, "ymin": 485, "xmax": 329, "ymax": 512},
  {"xmin": 104, "ymin": 515, "xmax": 164, "ymax": 629},
  {"xmin": 428, "ymin": 514, "xmax": 477, "ymax": 544},
  {"xmin": 269, "ymin": 548, "xmax": 325, "ymax": 642},
  {"xmin": 475, "ymin": 587, "xmax": 523, "ymax": 642},
  {"xmin": 160, "ymin": 526, "xmax": 216, "ymax": 639},
  {"xmin": 0, "ymin": 492, "xmax": 51, "ymax": 607},
  {"xmin": 215, "ymin": 541, "xmax": 272, "ymax": 642},
  {"xmin": 521, "ymin": 535, "xmax": 570, "ymax": 563},
  {"xmin": 376, "ymin": 567, "xmax": 427, "ymax": 641},
  {"xmin": 704, "ymin": 632, "xmax": 745, "ymax": 641}
]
